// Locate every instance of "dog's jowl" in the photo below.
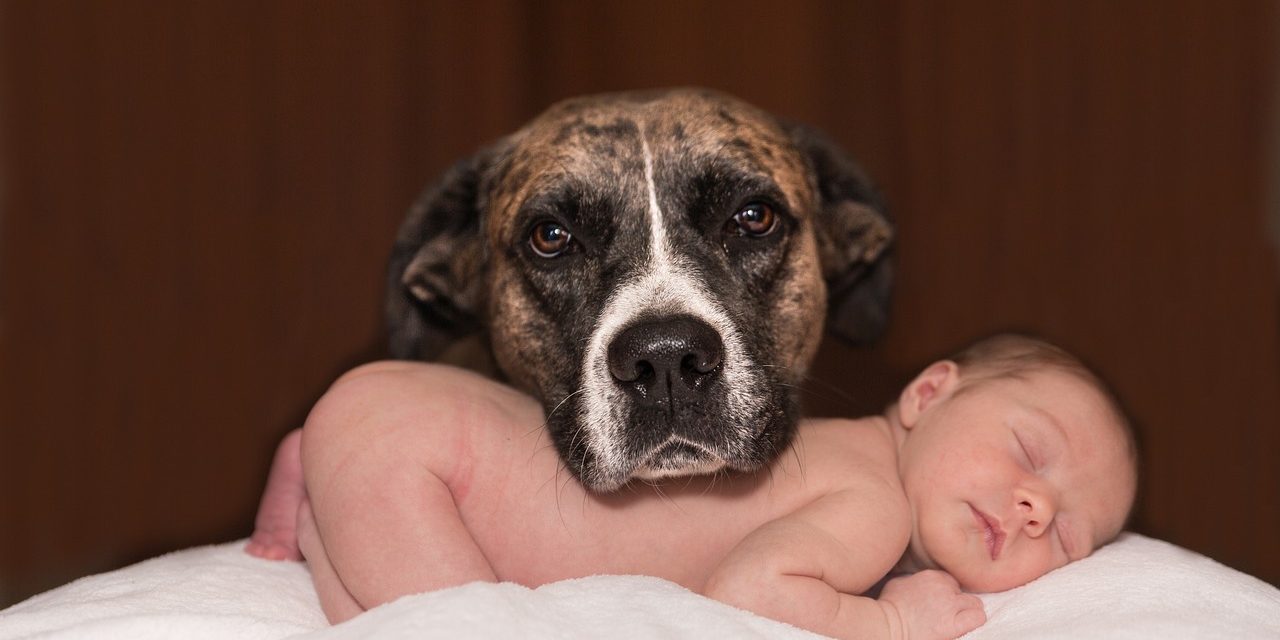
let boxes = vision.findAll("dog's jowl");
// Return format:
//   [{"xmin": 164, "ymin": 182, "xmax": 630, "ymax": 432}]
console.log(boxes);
[{"xmin": 387, "ymin": 89, "xmax": 893, "ymax": 491}]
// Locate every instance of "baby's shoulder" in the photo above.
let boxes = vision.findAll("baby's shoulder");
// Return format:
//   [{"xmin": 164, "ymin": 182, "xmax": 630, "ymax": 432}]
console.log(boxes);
[
  {"xmin": 790, "ymin": 418, "xmax": 911, "ymax": 571},
  {"xmin": 798, "ymin": 416, "xmax": 896, "ymax": 459},
  {"xmin": 795, "ymin": 416, "xmax": 903, "ymax": 495}
]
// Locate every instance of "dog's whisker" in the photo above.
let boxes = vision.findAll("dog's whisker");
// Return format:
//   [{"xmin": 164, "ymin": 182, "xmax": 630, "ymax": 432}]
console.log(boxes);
[
  {"xmin": 541, "ymin": 459, "xmax": 568, "ymax": 518},
  {"xmin": 699, "ymin": 467, "xmax": 726, "ymax": 497},
  {"xmin": 565, "ymin": 421, "xmax": 590, "ymax": 472},
  {"xmin": 530, "ymin": 438, "xmax": 563, "ymax": 469},
  {"xmin": 525, "ymin": 399, "xmax": 574, "ymax": 468},
  {"xmin": 794, "ymin": 371, "xmax": 878, "ymax": 414},
  {"xmin": 523, "ymin": 421, "xmax": 547, "ymax": 439},
  {"xmin": 650, "ymin": 481, "xmax": 684, "ymax": 514},
  {"xmin": 775, "ymin": 378, "xmax": 865, "ymax": 416},
  {"xmin": 527, "ymin": 388, "xmax": 588, "ymax": 439},
  {"xmin": 791, "ymin": 428, "xmax": 808, "ymax": 483},
  {"xmin": 544, "ymin": 460, "xmax": 568, "ymax": 526},
  {"xmin": 538, "ymin": 460, "xmax": 559, "ymax": 492},
  {"xmin": 556, "ymin": 463, "xmax": 582, "ymax": 526},
  {"xmin": 554, "ymin": 393, "xmax": 591, "ymax": 469},
  {"xmin": 698, "ymin": 472, "xmax": 715, "ymax": 496},
  {"xmin": 526, "ymin": 429, "xmax": 550, "ymax": 471}
]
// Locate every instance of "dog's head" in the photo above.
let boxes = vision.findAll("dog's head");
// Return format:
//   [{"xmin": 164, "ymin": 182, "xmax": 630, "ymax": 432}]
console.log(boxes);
[{"xmin": 388, "ymin": 89, "xmax": 892, "ymax": 491}]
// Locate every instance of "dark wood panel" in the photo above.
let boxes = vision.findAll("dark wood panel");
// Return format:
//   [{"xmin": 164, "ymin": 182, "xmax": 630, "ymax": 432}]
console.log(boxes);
[
  {"xmin": 2, "ymin": 0, "xmax": 1276, "ymax": 607},
  {"xmin": 812, "ymin": 0, "xmax": 1280, "ymax": 582},
  {"xmin": 0, "ymin": 0, "xmax": 536, "ymax": 603}
]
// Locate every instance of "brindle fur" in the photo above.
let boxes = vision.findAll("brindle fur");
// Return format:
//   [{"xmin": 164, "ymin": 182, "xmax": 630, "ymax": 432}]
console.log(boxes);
[{"xmin": 387, "ymin": 88, "xmax": 892, "ymax": 490}]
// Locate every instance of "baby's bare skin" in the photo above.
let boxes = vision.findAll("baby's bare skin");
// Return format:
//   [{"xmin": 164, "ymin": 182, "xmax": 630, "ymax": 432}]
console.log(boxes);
[
  {"xmin": 298, "ymin": 361, "xmax": 925, "ymax": 637},
  {"xmin": 245, "ymin": 429, "xmax": 305, "ymax": 561},
  {"xmin": 255, "ymin": 335, "xmax": 1138, "ymax": 640}
]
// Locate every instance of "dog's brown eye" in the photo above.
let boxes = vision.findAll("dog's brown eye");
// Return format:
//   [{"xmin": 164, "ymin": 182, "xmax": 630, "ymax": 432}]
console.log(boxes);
[
  {"xmin": 728, "ymin": 202, "xmax": 777, "ymax": 237},
  {"xmin": 529, "ymin": 221, "xmax": 574, "ymax": 257}
]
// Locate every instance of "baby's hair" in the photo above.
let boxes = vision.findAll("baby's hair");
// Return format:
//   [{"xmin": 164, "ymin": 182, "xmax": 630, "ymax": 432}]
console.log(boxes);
[
  {"xmin": 949, "ymin": 333, "xmax": 1104, "ymax": 393},
  {"xmin": 949, "ymin": 332, "xmax": 1140, "ymax": 502}
]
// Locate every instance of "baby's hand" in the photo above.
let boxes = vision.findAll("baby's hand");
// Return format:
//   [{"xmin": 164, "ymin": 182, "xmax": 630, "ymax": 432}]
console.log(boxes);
[{"xmin": 879, "ymin": 570, "xmax": 985, "ymax": 640}]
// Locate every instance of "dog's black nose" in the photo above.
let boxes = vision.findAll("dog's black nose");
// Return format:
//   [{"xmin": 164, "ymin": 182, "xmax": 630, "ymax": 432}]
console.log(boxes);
[{"xmin": 607, "ymin": 316, "xmax": 724, "ymax": 406}]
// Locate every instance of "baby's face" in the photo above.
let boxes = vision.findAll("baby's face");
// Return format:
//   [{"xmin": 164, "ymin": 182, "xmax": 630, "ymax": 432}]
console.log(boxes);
[{"xmin": 896, "ymin": 367, "xmax": 1136, "ymax": 593}]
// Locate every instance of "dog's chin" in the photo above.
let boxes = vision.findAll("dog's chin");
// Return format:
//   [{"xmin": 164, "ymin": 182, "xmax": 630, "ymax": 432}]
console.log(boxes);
[
  {"xmin": 631, "ymin": 440, "xmax": 727, "ymax": 481},
  {"xmin": 582, "ymin": 434, "xmax": 783, "ymax": 491},
  {"xmin": 571, "ymin": 440, "xmax": 733, "ymax": 492},
  {"xmin": 548, "ymin": 390, "xmax": 798, "ymax": 493}
]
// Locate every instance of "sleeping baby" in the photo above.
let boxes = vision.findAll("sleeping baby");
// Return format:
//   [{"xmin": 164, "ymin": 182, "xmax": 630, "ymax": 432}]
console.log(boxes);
[{"xmin": 247, "ymin": 333, "xmax": 1138, "ymax": 640}]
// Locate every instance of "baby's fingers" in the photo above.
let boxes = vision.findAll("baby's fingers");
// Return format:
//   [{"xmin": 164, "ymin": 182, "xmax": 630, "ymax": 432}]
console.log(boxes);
[{"xmin": 950, "ymin": 595, "xmax": 986, "ymax": 637}]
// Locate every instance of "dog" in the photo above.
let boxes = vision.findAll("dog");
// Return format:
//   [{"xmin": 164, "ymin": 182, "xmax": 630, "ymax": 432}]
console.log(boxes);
[{"xmin": 386, "ymin": 88, "xmax": 892, "ymax": 492}]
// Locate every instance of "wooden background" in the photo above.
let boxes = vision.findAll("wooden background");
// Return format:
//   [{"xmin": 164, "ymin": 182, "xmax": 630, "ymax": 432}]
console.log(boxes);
[{"xmin": 2, "ymin": 1, "xmax": 1277, "ymax": 605}]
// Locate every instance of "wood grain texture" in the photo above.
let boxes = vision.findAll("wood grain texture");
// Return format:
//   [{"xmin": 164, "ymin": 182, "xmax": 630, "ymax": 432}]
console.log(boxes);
[{"xmin": 2, "ymin": 0, "xmax": 1275, "ymax": 605}]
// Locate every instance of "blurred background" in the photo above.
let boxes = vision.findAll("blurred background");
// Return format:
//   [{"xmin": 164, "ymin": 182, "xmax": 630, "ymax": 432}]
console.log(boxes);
[{"xmin": 1, "ymin": 1, "xmax": 1277, "ymax": 606}]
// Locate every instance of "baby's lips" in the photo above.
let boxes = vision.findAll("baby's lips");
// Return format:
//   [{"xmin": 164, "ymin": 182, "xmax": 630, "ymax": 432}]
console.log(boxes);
[{"xmin": 970, "ymin": 505, "xmax": 1006, "ymax": 560}]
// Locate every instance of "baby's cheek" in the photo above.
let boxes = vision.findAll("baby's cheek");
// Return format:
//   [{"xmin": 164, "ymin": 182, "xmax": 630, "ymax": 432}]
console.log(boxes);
[{"xmin": 980, "ymin": 548, "xmax": 1062, "ymax": 593}]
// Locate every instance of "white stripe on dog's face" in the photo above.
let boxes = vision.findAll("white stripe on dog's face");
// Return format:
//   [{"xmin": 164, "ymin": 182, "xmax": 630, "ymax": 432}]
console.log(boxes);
[{"xmin": 578, "ymin": 130, "xmax": 767, "ymax": 482}]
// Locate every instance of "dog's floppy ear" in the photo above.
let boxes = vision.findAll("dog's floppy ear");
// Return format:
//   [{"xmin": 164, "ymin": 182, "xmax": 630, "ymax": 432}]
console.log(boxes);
[
  {"xmin": 789, "ymin": 124, "xmax": 894, "ymax": 344},
  {"xmin": 386, "ymin": 145, "xmax": 503, "ymax": 360}
]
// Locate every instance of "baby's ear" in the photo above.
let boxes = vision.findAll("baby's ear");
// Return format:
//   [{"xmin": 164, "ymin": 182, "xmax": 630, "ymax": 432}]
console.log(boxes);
[{"xmin": 897, "ymin": 361, "xmax": 960, "ymax": 429}]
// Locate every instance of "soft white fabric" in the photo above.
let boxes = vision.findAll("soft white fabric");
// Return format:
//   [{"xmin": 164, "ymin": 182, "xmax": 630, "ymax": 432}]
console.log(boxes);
[
  {"xmin": 1, "ymin": 533, "xmax": 1277, "ymax": 639},
  {"xmin": 0, "ymin": 542, "xmax": 324, "ymax": 640},
  {"xmin": 975, "ymin": 533, "xmax": 1280, "ymax": 639}
]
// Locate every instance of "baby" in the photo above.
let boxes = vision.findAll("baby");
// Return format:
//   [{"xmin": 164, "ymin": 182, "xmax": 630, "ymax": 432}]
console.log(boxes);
[{"xmin": 247, "ymin": 334, "xmax": 1138, "ymax": 640}]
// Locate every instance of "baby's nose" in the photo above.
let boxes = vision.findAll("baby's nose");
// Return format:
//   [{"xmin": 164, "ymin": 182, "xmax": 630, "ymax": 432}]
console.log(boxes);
[{"xmin": 1015, "ymin": 492, "xmax": 1056, "ymax": 536}]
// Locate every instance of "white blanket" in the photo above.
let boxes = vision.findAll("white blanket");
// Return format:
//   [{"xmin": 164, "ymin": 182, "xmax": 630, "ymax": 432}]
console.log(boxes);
[{"xmin": 1, "ymin": 533, "xmax": 1277, "ymax": 639}]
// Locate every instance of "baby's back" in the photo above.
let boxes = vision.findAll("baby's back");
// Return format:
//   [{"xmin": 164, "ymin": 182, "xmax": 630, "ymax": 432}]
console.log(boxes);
[{"xmin": 450, "ymin": 407, "xmax": 906, "ymax": 591}]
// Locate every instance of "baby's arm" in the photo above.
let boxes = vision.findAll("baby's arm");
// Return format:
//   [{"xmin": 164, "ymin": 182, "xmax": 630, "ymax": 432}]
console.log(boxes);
[
  {"xmin": 298, "ymin": 362, "xmax": 525, "ymax": 622},
  {"xmin": 704, "ymin": 490, "xmax": 984, "ymax": 640},
  {"xmin": 877, "ymin": 570, "xmax": 986, "ymax": 640}
]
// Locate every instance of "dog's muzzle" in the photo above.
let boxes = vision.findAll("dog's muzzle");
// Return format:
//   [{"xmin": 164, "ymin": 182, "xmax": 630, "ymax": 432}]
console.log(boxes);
[
  {"xmin": 607, "ymin": 316, "xmax": 724, "ymax": 407},
  {"xmin": 604, "ymin": 315, "xmax": 734, "ymax": 479}
]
